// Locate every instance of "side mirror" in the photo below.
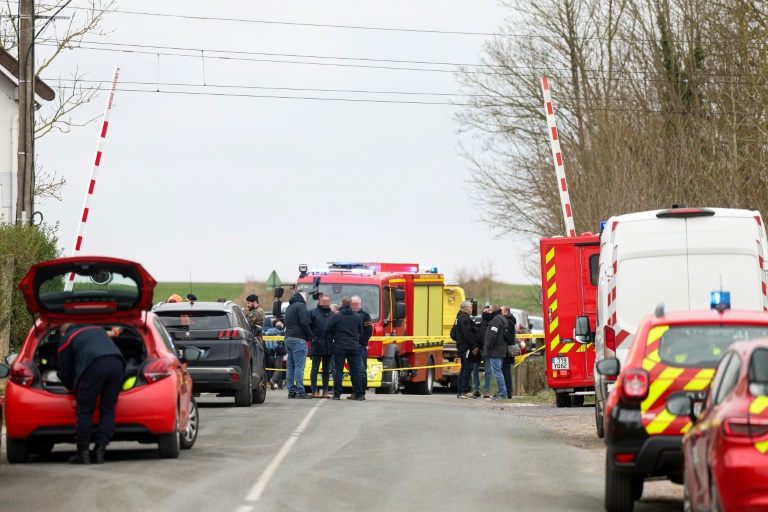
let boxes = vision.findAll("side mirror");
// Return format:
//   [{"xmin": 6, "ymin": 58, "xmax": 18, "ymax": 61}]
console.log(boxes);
[
  {"xmin": 574, "ymin": 315, "xmax": 593, "ymax": 343},
  {"xmin": 272, "ymin": 299, "xmax": 282, "ymax": 318},
  {"xmin": 274, "ymin": 287, "xmax": 284, "ymax": 299},
  {"xmin": 394, "ymin": 289, "xmax": 406, "ymax": 301},
  {"xmin": 596, "ymin": 358, "xmax": 620, "ymax": 377},
  {"xmin": 665, "ymin": 394, "xmax": 695, "ymax": 421},
  {"xmin": 6, "ymin": 353, "xmax": 18, "ymax": 365},
  {"xmin": 0, "ymin": 363, "xmax": 9, "ymax": 379},
  {"xmin": 181, "ymin": 347, "xmax": 202, "ymax": 362},
  {"xmin": 394, "ymin": 302, "xmax": 406, "ymax": 321}
]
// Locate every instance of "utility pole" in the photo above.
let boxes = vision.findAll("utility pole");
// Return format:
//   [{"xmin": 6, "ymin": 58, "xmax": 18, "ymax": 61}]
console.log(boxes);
[{"xmin": 16, "ymin": 0, "xmax": 34, "ymax": 226}]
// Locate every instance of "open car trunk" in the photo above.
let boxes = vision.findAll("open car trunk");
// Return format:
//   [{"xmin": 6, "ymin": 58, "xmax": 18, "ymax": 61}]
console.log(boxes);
[{"xmin": 34, "ymin": 324, "xmax": 148, "ymax": 394}]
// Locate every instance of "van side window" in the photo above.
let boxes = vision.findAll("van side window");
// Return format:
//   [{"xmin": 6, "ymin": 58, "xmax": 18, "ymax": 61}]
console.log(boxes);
[{"xmin": 589, "ymin": 254, "xmax": 599, "ymax": 286}]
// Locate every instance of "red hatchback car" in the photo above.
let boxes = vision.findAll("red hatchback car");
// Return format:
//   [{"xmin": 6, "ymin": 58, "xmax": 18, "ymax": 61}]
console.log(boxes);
[
  {"xmin": 4, "ymin": 256, "xmax": 201, "ymax": 462},
  {"xmin": 667, "ymin": 339, "xmax": 768, "ymax": 512}
]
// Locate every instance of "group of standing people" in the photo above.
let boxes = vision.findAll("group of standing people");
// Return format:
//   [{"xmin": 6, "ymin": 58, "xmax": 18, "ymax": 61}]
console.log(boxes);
[
  {"xmin": 282, "ymin": 290, "xmax": 372, "ymax": 400},
  {"xmin": 454, "ymin": 302, "xmax": 520, "ymax": 401}
]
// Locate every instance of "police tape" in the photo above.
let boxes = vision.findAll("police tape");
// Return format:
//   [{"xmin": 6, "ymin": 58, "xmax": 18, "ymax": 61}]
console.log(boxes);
[
  {"xmin": 514, "ymin": 345, "xmax": 545, "ymax": 368},
  {"xmin": 265, "ymin": 334, "xmax": 545, "ymax": 341}
]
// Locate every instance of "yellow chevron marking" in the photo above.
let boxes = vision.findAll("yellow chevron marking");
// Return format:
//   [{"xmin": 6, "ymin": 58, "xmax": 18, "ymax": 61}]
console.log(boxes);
[
  {"xmin": 550, "ymin": 317, "xmax": 559, "ymax": 333},
  {"xmin": 546, "ymin": 247, "xmax": 555, "ymax": 264},
  {"xmin": 646, "ymin": 409, "xmax": 677, "ymax": 435},
  {"xmin": 756, "ymin": 440, "xmax": 768, "ymax": 454},
  {"xmin": 647, "ymin": 325, "xmax": 670, "ymax": 345},
  {"xmin": 646, "ymin": 349, "xmax": 661, "ymax": 363},
  {"xmin": 681, "ymin": 421, "xmax": 692, "ymax": 434},
  {"xmin": 551, "ymin": 299, "xmax": 558, "ymax": 312},
  {"xmin": 641, "ymin": 373, "xmax": 680, "ymax": 412},
  {"xmin": 750, "ymin": 396, "xmax": 768, "ymax": 415},
  {"xmin": 576, "ymin": 344, "xmax": 586, "ymax": 353},
  {"xmin": 642, "ymin": 358, "xmax": 657, "ymax": 372},
  {"xmin": 547, "ymin": 265, "xmax": 556, "ymax": 281},
  {"xmin": 562, "ymin": 343, "xmax": 575, "ymax": 353},
  {"xmin": 548, "ymin": 282, "xmax": 557, "ymax": 298},
  {"xmin": 659, "ymin": 367, "xmax": 685, "ymax": 380},
  {"xmin": 550, "ymin": 334, "xmax": 560, "ymax": 352},
  {"xmin": 684, "ymin": 369, "xmax": 716, "ymax": 391}
]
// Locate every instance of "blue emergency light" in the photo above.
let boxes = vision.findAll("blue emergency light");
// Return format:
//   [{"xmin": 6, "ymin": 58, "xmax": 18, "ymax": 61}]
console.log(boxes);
[
  {"xmin": 429, "ymin": 267, "xmax": 439, "ymax": 273},
  {"xmin": 711, "ymin": 291, "xmax": 731, "ymax": 312},
  {"xmin": 600, "ymin": 221, "xmax": 606, "ymax": 232}
]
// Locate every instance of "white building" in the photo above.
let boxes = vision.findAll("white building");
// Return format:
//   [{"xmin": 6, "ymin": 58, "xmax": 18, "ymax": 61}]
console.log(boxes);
[{"xmin": 0, "ymin": 48, "xmax": 55, "ymax": 223}]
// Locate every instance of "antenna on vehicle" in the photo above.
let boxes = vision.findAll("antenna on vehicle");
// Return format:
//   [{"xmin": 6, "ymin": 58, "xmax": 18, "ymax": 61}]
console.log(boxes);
[{"xmin": 189, "ymin": 270, "xmax": 193, "ymax": 296}]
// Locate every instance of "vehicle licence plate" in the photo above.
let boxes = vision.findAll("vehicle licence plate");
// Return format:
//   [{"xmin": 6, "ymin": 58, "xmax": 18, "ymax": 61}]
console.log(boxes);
[{"xmin": 552, "ymin": 357, "xmax": 569, "ymax": 370}]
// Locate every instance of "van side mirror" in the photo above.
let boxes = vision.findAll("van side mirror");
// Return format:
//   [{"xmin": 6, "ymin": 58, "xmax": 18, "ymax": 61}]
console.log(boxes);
[
  {"xmin": 574, "ymin": 315, "xmax": 593, "ymax": 343},
  {"xmin": 596, "ymin": 358, "xmax": 620, "ymax": 377},
  {"xmin": 274, "ymin": 287, "xmax": 284, "ymax": 299},
  {"xmin": 394, "ymin": 289, "xmax": 406, "ymax": 301},
  {"xmin": 272, "ymin": 299, "xmax": 282, "ymax": 318},
  {"xmin": 394, "ymin": 302, "xmax": 406, "ymax": 321}
]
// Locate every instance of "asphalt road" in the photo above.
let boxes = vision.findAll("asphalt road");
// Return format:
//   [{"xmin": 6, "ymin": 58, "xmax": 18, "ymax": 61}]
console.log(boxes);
[{"xmin": 0, "ymin": 388, "xmax": 683, "ymax": 512}]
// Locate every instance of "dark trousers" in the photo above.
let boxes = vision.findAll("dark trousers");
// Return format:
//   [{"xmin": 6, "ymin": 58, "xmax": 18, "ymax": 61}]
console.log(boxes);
[
  {"xmin": 333, "ymin": 347, "xmax": 361, "ymax": 397},
  {"xmin": 458, "ymin": 352, "xmax": 473, "ymax": 395},
  {"xmin": 75, "ymin": 356, "xmax": 124, "ymax": 449},
  {"xmin": 502, "ymin": 359, "xmax": 513, "ymax": 398},
  {"xmin": 358, "ymin": 345, "xmax": 368, "ymax": 396},
  {"xmin": 310, "ymin": 354, "xmax": 333, "ymax": 393}
]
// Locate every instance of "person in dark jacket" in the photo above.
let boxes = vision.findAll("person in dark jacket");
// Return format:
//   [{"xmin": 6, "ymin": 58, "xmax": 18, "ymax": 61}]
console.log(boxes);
[
  {"xmin": 57, "ymin": 323, "xmax": 125, "ymax": 464},
  {"xmin": 502, "ymin": 306, "xmax": 518, "ymax": 398},
  {"xmin": 325, "ymin": 297, "xmax": 363, "ymax": 400},
  {"xmin": 308, "ymin": 294, "xmax": 334, "ymax": 398},
  {"xmin": 283, "ymin": 291, "xmax": 313, "ymax": 399},
  {"xmin": 482, "ymin": 305, "xmax": 508, "ymax": 401},
  {"xmin": 351, "ymin": 295, "xmax": 373, "ymax": 399},
  {"xmin": 455, "ymin": 301, "xmax": 477, "ymax": 399},
  {"xmin": 476, "ymin": 306, "xmax": 492, "ymax": 397}
]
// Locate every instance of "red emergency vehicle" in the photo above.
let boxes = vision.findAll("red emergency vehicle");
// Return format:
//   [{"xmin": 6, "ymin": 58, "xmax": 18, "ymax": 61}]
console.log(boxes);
[
  {"xmin": 540, "ymin": 234, "xmax": 600, "ymax": 407},
  {"xmin": 277, "ymin": 262, "xmax": 444, "ymax": 395}
]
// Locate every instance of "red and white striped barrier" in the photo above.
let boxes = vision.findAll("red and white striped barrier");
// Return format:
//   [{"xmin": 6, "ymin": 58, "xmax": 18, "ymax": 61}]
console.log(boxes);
[
  {"xmin": 541, "ymin": 76, "xmax": 576, "ymax": 237},
  {"xmin": 65, "ymin": 65, "xmax": 120, "ymax": 290}
]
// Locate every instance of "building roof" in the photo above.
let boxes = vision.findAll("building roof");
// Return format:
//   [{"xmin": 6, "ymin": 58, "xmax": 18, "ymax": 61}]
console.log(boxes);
[{"xmin": 0, "ymin": 47, "xmax": 55, "ymax": 101}]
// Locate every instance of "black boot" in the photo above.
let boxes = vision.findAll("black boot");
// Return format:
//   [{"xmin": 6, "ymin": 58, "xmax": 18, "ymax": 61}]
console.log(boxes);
[
  {"xmin": 92, "ymin": 443, "xmax": 107, "ymax": 464},
  {"xmin": 68, "ymin": 446, "xmax": 91, "ymax": 465}
]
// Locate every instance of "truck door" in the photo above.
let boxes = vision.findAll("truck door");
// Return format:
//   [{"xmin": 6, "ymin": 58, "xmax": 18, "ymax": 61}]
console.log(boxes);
[{"xmin": 579, "ymin": 246, "xmax": 599, "ymax": 381}]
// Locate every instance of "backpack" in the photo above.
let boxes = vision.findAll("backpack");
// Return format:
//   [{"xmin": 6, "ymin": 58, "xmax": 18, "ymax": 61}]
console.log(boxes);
[
  {"xmin": 450, "ymin": 319, "xmax": 458, "ymax": 341},
  {"xmin": 500, "ymin": 315, "xmax": 521, "ymax": 357}
]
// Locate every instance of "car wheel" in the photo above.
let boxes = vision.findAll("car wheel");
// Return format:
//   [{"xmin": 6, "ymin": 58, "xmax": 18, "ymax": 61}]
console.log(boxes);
[
  {"xmin": 158, "ymin": 412, "xmax": 181, "ymax": 459},
  {"xmin": 413, "ymin": 359, "xmax": 434, "ymax": 395},
  {"xmin": 572, "ymin": 395, "xmax": 585, "ymax": 407},
  {"xmin": 179, "ymin": 398, "xmax": 198, "ymax": 450},
  {"xmin": 710, "ymin": 474, "xmax": 723, "ymax": 512},
  {"xmin": 595, "ymin": 402, "xmax": 605, "ymax": 438},
  {"xmin": 29, "ymin": 442, "xmax": 54, "ymax": 456},
  {"xmin": 234, "ymin": 366, "xmax": 253, "ymax": 407},
  {"xmin": 6, "ymin": 438, "xmax": 30, "ymax": 464},
  {"xmin": 376, "ymin": 354, "xmax": 400, "ymax": 395},
  {"xmin": 252, "ymin": 370, "xmax": 267, "ymax": 404},
  {"xmin": 555, "ymin": 391, "xmax": 572, "ymax": 408},
  {"xmin": 683, "ymin": 467, "xmax": 693, "ymax": 512},
  {"xmin": 605, "ymin": 458, "xmax": 636, "ymax": 512},
  {"xmin": 631, "ymin": 475, "xmax": 644, "ymax": 501}
]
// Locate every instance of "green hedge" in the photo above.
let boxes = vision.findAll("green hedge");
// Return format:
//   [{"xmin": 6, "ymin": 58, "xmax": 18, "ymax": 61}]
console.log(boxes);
[{"xmin": 0, "ymin": 223, "xmax": 60, "ymax": 353}]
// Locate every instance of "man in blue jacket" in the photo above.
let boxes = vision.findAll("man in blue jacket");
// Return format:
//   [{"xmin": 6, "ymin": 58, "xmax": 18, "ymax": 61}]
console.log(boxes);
[
  {"xmin": 325, "ymin": 297, "xmax": 363, "ymax": 400},
  {"xmin": 351, "ymin": 295, "xmax": 373, "ymax": 400},
  {"xmin": 283, "ymin": 291, "xmax": 314, "ymax": 399},
  {"xmin": 57, "ymin": 323, "xmax": 125, "ymax": 464}
]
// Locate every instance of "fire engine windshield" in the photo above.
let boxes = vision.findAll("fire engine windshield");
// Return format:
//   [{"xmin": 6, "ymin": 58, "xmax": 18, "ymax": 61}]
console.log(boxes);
[
  {"xmin": 296, "ymin": 283, "xmax": 380, "ymax": 322},
  {"xmin": 657, "ymin": 326, "xmax": 768, "ymax": 368}
]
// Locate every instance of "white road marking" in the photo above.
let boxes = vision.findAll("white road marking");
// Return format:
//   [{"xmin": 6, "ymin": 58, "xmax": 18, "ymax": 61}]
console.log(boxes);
[
  {"xmin": 237, "ymin": 507, "xmax": 254, "ymax": 512},
  {"xmin": 244, "ymin": 401, "xmax": 324, "ymax": 503}
]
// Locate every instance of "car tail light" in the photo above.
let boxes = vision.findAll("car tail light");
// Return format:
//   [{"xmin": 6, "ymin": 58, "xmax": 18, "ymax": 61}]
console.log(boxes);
[
  {"xmin": 614, "ymin": 453, "xmax": 635, "ymax": 463},
  {"xmin": 218, "ymin": 329, "xmax": 244, "ymax": 339},
  {"xmin": 656, "ymin": 207, "xmax": 714, "ymax": 218},
  {"xmin": 621, "ymin": 368, "xmax": 649, "ymax": 401},
  {"xmin": 9, "ymin": 362, "xmax": 36, "ymax": 387},
  {"xmin": 142, "ymin": 358, "xmax": 173, "ymax": 383},
  {"xmin": 723, "ymin": 417, "xmax": 768, "ymax": 438},
  {"xmin": 556, "ymin": 370, "xmax": 571, "ymax": 378},
  {"xmin": 605, "ymin": 326, "xmax": 616, "ymax": 352}
]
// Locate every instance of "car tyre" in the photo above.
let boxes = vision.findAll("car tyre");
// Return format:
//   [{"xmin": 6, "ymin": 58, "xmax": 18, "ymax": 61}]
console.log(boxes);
[
  {"xmin": 605, "ymin": 459, "xmax": 635, "ymax": 512},
  {"xmin": 631, "ymin": 475, "xmax": 644, "ymax": 501},
  {"xmin": 253, "ymin": 370, "xmax": 267, "ymax": 404},
  {"xmin": 595, "ymin": 401, "xmax": 605, "ymax": 438},
  {"xmin": 6, "ymin": 438, "xmax": 30, "ymax": 464},
  {"xmin": 413, "ymin": 359, "xmax": 434, "ymax": 395},
  {"xmin": 179, "ymin": 398, "xmax": 198, "ymax": 450},
  {"xmin": 555, "ymin": 391, "xmax": 572, "ymax": 408},
  {"xmin": 234, "ymin": 366, "xmax": 253, "ymax": 407}
]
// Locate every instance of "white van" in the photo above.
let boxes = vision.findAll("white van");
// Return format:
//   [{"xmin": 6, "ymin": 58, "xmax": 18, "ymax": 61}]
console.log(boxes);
[{"xmin": 587, "ymin": 206, "xmax": 768, "ymax": 437}]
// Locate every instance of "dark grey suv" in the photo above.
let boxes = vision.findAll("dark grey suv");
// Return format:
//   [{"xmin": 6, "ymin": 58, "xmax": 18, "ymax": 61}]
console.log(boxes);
[{"xmin": 153, "ymin": 301, "xmax": 267, "ymax": 406}]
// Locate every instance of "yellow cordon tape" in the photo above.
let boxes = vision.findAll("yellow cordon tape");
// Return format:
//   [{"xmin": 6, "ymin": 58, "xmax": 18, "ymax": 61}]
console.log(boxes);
[{"xmin": 266, "ymin": 334, "xmax": 545, "ymax": 341}]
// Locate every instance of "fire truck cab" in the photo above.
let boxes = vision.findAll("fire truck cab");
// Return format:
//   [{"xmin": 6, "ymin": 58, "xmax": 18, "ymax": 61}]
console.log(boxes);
[{"xmin": 540, "ymin": 233, "xmax": 600, "ymax": 408}]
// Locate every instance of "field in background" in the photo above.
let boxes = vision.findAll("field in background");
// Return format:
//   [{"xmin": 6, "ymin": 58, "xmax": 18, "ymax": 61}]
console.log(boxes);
[{"xmin": 152, "ymin": 281, "xmax": 543, "ymax": 314}]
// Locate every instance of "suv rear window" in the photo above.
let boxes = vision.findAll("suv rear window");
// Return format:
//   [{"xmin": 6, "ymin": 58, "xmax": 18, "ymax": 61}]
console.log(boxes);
[
  {"xmin": 156, "ymin": 311, "xmax": 231, "ymax": 330},
  {"xmin": 658, "ymin": 326, "xmax": 768, "ymax": 368}
]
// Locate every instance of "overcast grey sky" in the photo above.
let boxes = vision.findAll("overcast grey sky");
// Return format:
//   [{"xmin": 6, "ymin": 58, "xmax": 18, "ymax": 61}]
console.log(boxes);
[{"xmin": 36, "ymin": 0, "xmax": 538, "ymax": 286}]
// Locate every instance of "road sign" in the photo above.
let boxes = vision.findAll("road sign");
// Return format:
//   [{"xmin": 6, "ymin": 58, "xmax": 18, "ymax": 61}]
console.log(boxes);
[{"xmin": 266, "ymin": 271, "xmax": 282, "ymax": 290}]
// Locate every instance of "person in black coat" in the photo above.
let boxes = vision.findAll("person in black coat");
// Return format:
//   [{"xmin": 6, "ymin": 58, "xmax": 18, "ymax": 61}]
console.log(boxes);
[
  {"xmin": 308, "ymin": 294, "xmax": 334, "ymax": 397},
  {"xmin": 283, "ymin": 291, "xmax": 314, "ymax": 399},
  {"xmin": 57, "ymin": 323, "xmax": 125, "ymax": 464},
  {"xmin": 455, "ymin": 301, "xmax": 477, "ymax": 398},
  {"xmin": 502, "ymin": 306, "xmax": 518, "ymax": 398},
  {"xmin": 482, "ymin": 305, "xmax": 509, "ymax": 400},
  {"xmin": 351, "ymin": 295, "xmax": 373, "ymax": 399},
  {"xmin": 476, "ymin": 306, "xmax": 492, "ymax": 397},
  {"xmin": 325, "ymin": 297, "xmax": 363, "ymax": 400}
]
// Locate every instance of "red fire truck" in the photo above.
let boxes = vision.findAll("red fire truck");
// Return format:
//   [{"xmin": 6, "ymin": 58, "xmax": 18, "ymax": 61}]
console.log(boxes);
[
  {"xmin": 275, "ymin": 262, "xmax": 445, "ymax": 395},
  {"xmin": 540, "ymin": 234, "xmax": 600, "ymax": 407}
]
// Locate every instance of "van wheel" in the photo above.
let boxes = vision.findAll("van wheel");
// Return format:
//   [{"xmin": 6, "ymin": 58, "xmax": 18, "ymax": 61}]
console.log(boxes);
[
  {"xmin": 595, "ymin": 402, "xmax": 605, "ymax": 438},
  {"xmin": 158, "ymin": 412, "xmax": 181, "ymax": 459},
  {"xmin": 234, "ymin": 366, "xmax": 253, "ymax": 407},
  {"xmin": 605, "ymin": 460, "xmax": 635, "ymax": 512},
  {"xmin": 6, "ymin": 438, "xmax": 30, "ymax": 464},
  {"xmin": 253, "ymin": 369, "xmax": 267, "ymax": 404},
  {"xmin": 555, "ymin": 391, "xmax": 572, "ymax": 408},
  {"xmin": 572, "ymin": 395, "xmax": 585, "ymax": 406},
  {"xmin": 179, "ymin": 398, "xmax": 198, "ymax": 450}
]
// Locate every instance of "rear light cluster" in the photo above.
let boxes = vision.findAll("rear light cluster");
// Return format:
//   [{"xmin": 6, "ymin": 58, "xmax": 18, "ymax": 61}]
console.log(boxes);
[
  {"xmin": 218, "ymin": 329, "xmax": 244, "ymax": 339},
  {"xmin": 10, "ymin": 362, "xmax": 37, "ymax": 387},
  {"xmin": 142, "ymin": 358, "xmax": 174, "ymax": 383},
  {"xmin": 621, "ymin": 368, "xmax": 650, "ymax": 402},
  {"xmin": 722, "ymin": 417, "xmax": 768, "ymax": 439},
  {"xmin": 604, "ymin": 326, "xmax": 616, "ymax": 352}
]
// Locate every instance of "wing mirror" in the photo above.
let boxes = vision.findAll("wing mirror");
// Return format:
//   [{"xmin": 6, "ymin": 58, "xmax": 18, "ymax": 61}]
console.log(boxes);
[
  {"xmin": 272, "ymin": 299, "xmax": 282, "ymax": 318},
  {"xmin": 181, "ymin": 347, "xmax": 202, "ymax": 362},
  {"xmin": 5, "ymin": 353, "xmax": 18, "ymax": 365},
  {"xmin": 665, "ymin": 394, "xmax": 696, "ymax": 422},
  {"xmin": 595, "ymin": 358, "xmax": 620, "ymax": 377},
  {"xmin": 574, "ymin": 315, "xmax": 594, "ymax": 343}
]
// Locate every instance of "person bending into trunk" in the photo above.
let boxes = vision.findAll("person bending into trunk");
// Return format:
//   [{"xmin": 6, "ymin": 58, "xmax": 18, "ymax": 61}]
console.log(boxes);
[{"xmin": 57, "ymin": 323, "xmax": 125, "ymax": 464}]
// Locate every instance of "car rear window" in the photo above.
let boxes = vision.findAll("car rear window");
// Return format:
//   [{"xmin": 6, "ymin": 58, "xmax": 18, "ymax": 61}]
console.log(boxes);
[
  {"xmin": 156, "ymin": 311, "xmax": 231, "ymax": 330},
  {"xmin": 749, "ymin": 348, "xmax": 768, "ymax": 396},
  {"xmin": 37, "ymin": 268, "xmax": 140, "ymax": 312},
  {"xmin": 657, "ymin": 326, "xmax": 768, "ymax": 368}
]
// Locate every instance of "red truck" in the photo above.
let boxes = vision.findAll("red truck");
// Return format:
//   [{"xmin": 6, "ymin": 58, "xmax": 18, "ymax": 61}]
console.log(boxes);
[{"xmin": 540, "ymin": 234, "xmax": 599, "ymax": 407}]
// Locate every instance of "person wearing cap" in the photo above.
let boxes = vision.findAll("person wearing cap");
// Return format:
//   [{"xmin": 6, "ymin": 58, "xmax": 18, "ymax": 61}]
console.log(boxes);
[
  {"xmin": 186, "ymin": 293, "xmax": 198, "ymax": 303},
  {"xmin": 244, "ymin": 294, "xmax": 265, "ymax": 330}
]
